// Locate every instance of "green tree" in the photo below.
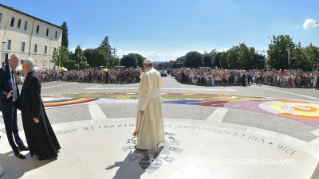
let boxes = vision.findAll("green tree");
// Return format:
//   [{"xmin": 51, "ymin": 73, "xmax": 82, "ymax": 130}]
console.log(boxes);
[
  {"xmin": 72, "ymin": 45, "xmax": 89, "ymax": 69},
  {"xmin": 99, "ymin": 36, "xmax": 112, "ymax": 64},
  {"xmin": 225, "ymin": 47, "xmax": 239, "ymax": 69},
  {"xmin": 237, "ymin": 43, "xmax": 255, "ymax": 69},
  {"xmin": 219, "ymin": 52, "xmax": 228, "ymax": 69},
  {"xmin": 113, "ymin": 58, "xmax": 120, "ymax": 66},
  {"xmin": 184, "ymin": 51, "xmax": 203, "ymax": 68},
  {"xmin": 267, "ymin": 35, "xmax": 294, "ymax": 70},
  {"xmin": 212, "ymin": 53, "xmax": 221, "ymax": 68},
  {"xmin": 120, "ymin": 53, "xmax": 137, "ymax": 67},
  {"xmin": 61, "ymin": 22, "xmax": 69, "ymax": 49},
  {"xmin": 120, "ymin": 53, "xmax": 145, "ymax": 68},
  {"xmin": 83, "ymin": 49, "xmax": 94, "ymax": 66},
  {"xmin": 92, "ymin": 49, "xmax": 110, "ymax": 67},
  {"xmin": 51, "ymin": 46, "xmax": 68, "ymax": 68},
  {"xmin": 203, "ymin": 53, "xmax": 213, "ymax": 67},
  {"xmin": 304, "ymin": 43, "xmax": 319, "ymax": 71},
  {"xmin": 290, "ymin": 42, "xmax": 306, "ymax": 70}
]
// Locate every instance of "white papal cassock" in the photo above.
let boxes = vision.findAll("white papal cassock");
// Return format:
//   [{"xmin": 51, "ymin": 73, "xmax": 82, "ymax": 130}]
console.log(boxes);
[{"xmin": 133, "ymin": 67, "xmax": 165, "ymax": 150}]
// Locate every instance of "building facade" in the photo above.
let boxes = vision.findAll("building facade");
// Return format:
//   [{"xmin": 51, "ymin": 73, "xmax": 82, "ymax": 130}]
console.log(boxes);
[{"xmin": 0, "ymin": 4, "xmax": 62, "ymax": 69}]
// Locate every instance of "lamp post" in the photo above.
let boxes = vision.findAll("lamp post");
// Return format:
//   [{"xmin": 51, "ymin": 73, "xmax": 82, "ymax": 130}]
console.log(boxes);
[{"xmin": 1, "ymin": 42, "xmax": 6, "ymax": 66}]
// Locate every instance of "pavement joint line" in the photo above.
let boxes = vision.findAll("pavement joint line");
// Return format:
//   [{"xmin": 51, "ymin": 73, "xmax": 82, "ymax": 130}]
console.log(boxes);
[
  {"xmin": 88, "ymin": 104, "xmax": 107, "ymax": 120},
  {"xmin": 310, "ymin": 129, "xmax": 319, "ymax": 137},
  {"xmin": 85, "ymin": 87, "xmax": 236, "ymax": 91},
  {"xmin": 250, "ymin": 85, "xmax": 319, "ymax": 100},
  {"xmin": 41, "ymin": 83, "xmax": 74, "ymax": 89},
  {"xmin": 205, "ymin": 108, "xmax": 228, "ymax": 122}
]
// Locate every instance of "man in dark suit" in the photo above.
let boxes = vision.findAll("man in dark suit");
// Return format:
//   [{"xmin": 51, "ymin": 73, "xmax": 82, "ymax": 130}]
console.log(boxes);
[
  {"xmin": 316, "ymin": 75, "xmax": 319, "ymax": 90},
  {"xmin": 20, "ymin": 57, "xmax": 60, "ymax": 161},
  {"xmin": 0, "ymin": 54, "xmax": 28, "ymax": 159},
  {"xmin": 242, "ymin": 72, "xmax": 246, "ymax": 87}
]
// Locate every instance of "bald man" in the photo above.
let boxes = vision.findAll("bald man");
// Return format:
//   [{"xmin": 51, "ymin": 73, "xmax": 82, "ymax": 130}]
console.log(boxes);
[{"xmin": 0, "ymin": 54, "xmax": 28, "ymax": 159}]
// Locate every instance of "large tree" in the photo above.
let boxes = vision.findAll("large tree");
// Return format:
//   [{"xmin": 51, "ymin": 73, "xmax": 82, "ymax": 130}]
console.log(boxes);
[
  {"xmin": 72, "ymin": 45, "xmax": 89, "ymax": 69},
  {"xmin": 99, "ymin": 36, "xmax": 112, "ymax": 65},
  {"xmin": 203, "ymin": 53, "xmax": 213, "ymax": 67},
  {"xmin": 51, "ymin": 46, "xmax": 68, "ymax": 68},
  {"xmin": 304, "ymin": 43, "xmax": 319, "ymax": 71},
  {"xmin": 184, "ymin": 51, "xmax": 203, "ymax": 68},
  {"xmin": 83, "ymin": 48, "xmax": 94, "ymax": 66},
  {"xmin": 61, "ymin": 22, "xmax": 69, "ymax": 49},
  {"xmin": 290, "ymin": 42, "xmax": 306, "ymax": 70},
  {"xmin": 120, "ymin": 53, "xmax": 145, "ymax": 67},
  {"xmin": 267, "ymin": 35, "xmax": 294, "ymax": 70},
  {"xmin": 91, "ymin": 49, "xmax": 110, "ymax": 67}
]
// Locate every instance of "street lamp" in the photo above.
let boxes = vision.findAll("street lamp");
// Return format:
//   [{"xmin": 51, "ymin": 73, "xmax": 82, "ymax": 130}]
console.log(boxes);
[{"xmin": 1, "ymin": 42, "xmax": 6, "ymax": 66}]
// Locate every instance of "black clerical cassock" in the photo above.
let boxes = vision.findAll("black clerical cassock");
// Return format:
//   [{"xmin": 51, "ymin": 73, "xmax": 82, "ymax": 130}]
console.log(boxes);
[{"xmin": 19, "ymin": 70, "xmax": 60, "ymax": 159}]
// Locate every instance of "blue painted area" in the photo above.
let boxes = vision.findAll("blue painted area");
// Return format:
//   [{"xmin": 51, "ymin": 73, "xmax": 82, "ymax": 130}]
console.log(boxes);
[{"xmin": 163, "ymin": 100, "xmax": 203, "ymax": 105}]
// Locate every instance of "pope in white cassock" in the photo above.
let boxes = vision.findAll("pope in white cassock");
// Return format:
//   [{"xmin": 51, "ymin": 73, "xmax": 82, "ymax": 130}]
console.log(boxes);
[{"xmin": 133, "ymin": 58, "xmax": 165, "ymax": 150}]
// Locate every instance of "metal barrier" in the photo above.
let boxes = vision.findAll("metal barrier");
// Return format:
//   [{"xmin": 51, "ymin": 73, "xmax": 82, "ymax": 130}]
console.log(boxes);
[
  {"xmin": 59, "ymin": 74, "xmax": 141, "ymax": 84},
  {"xmin": 172, "ymin": 73, "xmax": 317, "ymax": 88}
]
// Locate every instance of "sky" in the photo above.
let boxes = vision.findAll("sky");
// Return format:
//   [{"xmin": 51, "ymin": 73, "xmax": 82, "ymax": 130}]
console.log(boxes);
[{"xmin": 2, "ymin": 0, "xmax": 319, "ymax": 61}]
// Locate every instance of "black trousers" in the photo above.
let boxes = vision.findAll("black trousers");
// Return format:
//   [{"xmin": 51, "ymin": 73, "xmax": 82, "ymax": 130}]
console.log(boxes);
[{"xmin": 2, "ymin": 105, "xmax": 23, "ymax": 153}]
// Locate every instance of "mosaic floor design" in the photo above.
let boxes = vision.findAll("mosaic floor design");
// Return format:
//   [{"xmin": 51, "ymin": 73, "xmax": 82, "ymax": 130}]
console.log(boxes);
[{"xmin": 61, "ymin": 93, "xmax": 319, "ymax": 126}]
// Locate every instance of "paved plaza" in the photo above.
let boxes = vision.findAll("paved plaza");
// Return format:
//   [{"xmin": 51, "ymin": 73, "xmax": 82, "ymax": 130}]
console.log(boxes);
[{"xmin": 1, "ymin": 75, "xmax": 319, "ymax": 178}]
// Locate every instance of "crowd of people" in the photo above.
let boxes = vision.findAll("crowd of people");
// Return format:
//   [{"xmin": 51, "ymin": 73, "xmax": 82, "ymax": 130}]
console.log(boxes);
[
  {"xmin": 15, "ymin": 67, "xmax": 142, "ymax": 84},
  {"xmin": 172, "ymin": 67, "xmax": 319, "ymax": 89},
  {"xmin": 14, "ymin": 66, "xmax": 319, "ymax": 89}
]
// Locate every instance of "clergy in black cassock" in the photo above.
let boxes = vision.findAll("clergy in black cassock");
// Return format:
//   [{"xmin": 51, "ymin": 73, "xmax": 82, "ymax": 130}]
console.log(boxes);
[{"xmin": 19, "ymin": 57, "xmax": 61, "ymax": 161}]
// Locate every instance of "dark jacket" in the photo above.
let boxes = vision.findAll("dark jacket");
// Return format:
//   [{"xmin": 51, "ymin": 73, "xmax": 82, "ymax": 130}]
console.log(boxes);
[{"xmin": 0, "ymin": 64, "xmax": 20, "ymax": 111}]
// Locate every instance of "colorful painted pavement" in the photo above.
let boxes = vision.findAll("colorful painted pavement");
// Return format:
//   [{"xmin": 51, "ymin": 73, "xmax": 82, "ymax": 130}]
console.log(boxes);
[
  {"xmin": 42, "ymin": 97, "xmax": 97, "ymax": 107},
  {"xmin": 62, "ymin": 93, "xmax": 319, "ymax": 126}
]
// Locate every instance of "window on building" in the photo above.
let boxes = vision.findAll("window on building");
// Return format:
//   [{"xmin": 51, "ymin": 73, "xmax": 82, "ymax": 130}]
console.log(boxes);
[
  {"xmin": 17, "ymin": 19, "xmax": 21, "ymax": 29},
  {"xmin": 7, "ymin": 40, "xmax": 11, "ymax": 50},
  {"xmin": 34, "ymin": 60, "xmax": 37, "ymax": 65},
  {"xmin": 44, "ymin": 46, "xmax": 47, "ymax": 54},
  {"xmin": 0, "ymin": 13, "xmax": 2, "ymax": 25},
  {"xmin": 43, "ymin": 60, "xmax": 47, "ymax": 66},
  {"xmin": 46, "ymin": 28, "xmax": 49, "ymax": 36},
  {"xmin": 24, "ymin": 21, "xmax": 28, "ymax": 30},
  {"xmin": 10, "ymin": 17, "xmax": 15, "ymax": 27},
  {"xmin": 21, "ymin": 42, "xmax": 25, "ymax": 52},
  {"xmin": 36, "ymin": 25, "xmax": 39, "ymax": 33},
  {"xmin": 54, "ymin": 47, "xmax": 57, "ymax": 52},
  {"xmin": 55, "ymin": 31, "xmax": 58, "ymax": 38},
  {"xmin": 34, "ymin": 44, "xmax": 38, "ymax": 53}
]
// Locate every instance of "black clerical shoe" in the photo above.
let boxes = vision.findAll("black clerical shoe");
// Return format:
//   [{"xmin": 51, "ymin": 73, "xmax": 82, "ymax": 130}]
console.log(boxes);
[
  {"xmin": 19, "ymin": 145, "xmax": 29, "ymax": 151},
  {"xmin": 14, "ymin": 152, "xmax": 26, "ymax": 159},
  {"xmin": 38, "ymin": 156, "xmax": 48, "ymax": 161}
]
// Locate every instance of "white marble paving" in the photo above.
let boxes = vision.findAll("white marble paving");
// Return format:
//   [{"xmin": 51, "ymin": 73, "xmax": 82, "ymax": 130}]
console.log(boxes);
[
  {"xmin": 0, "ymin": 118, "xmax": 318, "ymax": 179},
  {"xmin": 88, "ymin": 104, "xmax": 107, "ymax": 120},
  {"xmin": 205, "ymin": 108, "xmax": 228, "ymax": 122}
]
